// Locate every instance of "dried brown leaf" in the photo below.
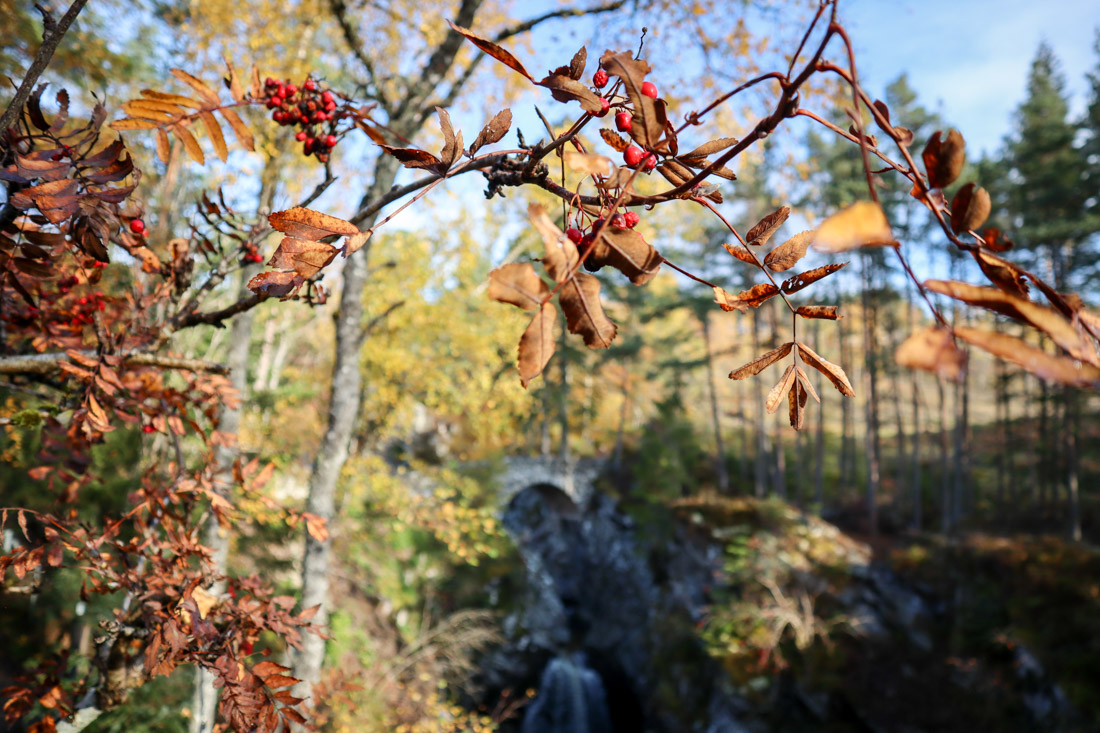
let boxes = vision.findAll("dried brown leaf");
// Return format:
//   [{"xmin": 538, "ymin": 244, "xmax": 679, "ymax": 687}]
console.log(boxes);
[
  {"xmin": 766, "ymin": 364, "xmax": 797, "ymax": 414},
  {"xmin": 109, "ymin": 118, "xmax": 160, "ymax": 131},
  {"xmin": 950, "ymin": 182, "xmax": 991, "ymax": 234},
  {"xmin": 139, "ymin": 89, "xmax": 202, "ymax": 109},
  {"xmin": 530, "ymin": 204, "xmax": 617, "ymax": 348},
  {"xmin": 683, "ymin": 137, "xmax": 738, "ymax": 158},
  {"xmin": 379, "ymin": 145, "xmax": 444, "ymax": 172},
  {"xmin": 599, "ymin": 51, "xmax": 666, "ymax": 150},
  {"xmin": 218, "ymin": 107, "xmax": 254, "ymax": 151},
  {"xmin": 171, "ymin": 124, "xmax": 204, "ymax": 164},
  {"xmin": 922, "ymin": 129, "xmax": 965, "ymax": 189},
  {"xmin": 780, "ymin": 263, "xmax": 847, "ymax": 294},
  {"xmin": 448, "ymin": 21, "xmax": 533, "ymax": 80},
  {"xmin": 713, "ymin": 283, "xmax": 779, "ymax": 312},
  {"xmin": 971, "ymin": 250, "xmax": 1028, "ymax": 298},
  {"xmin": 795, "ymin": 305, "xmax": 840, "ymax": 320},
  {"xmin": 155, "ymin": 128, "xmax": 170, "ymax": 164},
  {"xmin": 563, "ymin": 151, "xmax": 612, "ymax": 177},
  {"xmin": 538, "ymin": 73, "xmax": 604, "ymax": 115},
  {"xmin": 569, "ymin": 46, "xmax": 587, "ymax": 80},
  {"xmin": 470, "ymin": 109, "xmax": 511, "ymax": 154},
  {"xmin": 895, "ymin": 327, "xmax": 968, "ymax": 382},
  {"xmin": 954, "ymin": 326, "xmax": 1100, "ymax": 388},
  {"xmin": 488, "ymin": 262, "xmax": 550, "ymax": 310},
  {"xmin": 746, "ymin": 206, "xmax": 790, "ymax": 246},
  {"xmin": 796, "ymin": 341, "xmax": 855, "ymax": 397},
  {"xmin": 788, "ymin": 380, "xmax": 809, "ymax": 430},
  {"xmin": 268, "ymin": 237, "xmax": 338, "ymax": 278},
  {"xmin": 923, "ymin": 280, "xmax": 1086, "ymax": 360},
  {"xmin": 812, "ymin": 202, "xmax": 894, "ymax": 253},
  {"xmin": 170, "ymin": 68, "xmax": 220, "ymax": 106},
  {"xmin": 764, "ymin": 230, "xmax": 814, "ymax": 271},
  {"xmin": 269, "ymin": 207, "xmax": 359, "ymax": 240},
  {"xmin": 519, "ymin": 303, "xmax": 557, "ymax": 387},
  {"xmin": 435, "ymin": 107, "xmax": 462, "ymax": 169},
  {"xmin": 600, "ymin": 128, "xmax": 630, "ymax": 153},
  {"xmin": 722, "ymin": 242, "xmax": 759, "ymax": 266},
  {"xmin": 199, "ymin": 110, "xmax": 228, "ymax": 162},
  {"xmin": 590, "ymin": 226, "xmax": 662, "ymax": 285},
  {"xmin": 247, "ymin": 270, "xmax": 304, "ymax": 297},
  {"xmin": 729, "ymin": 342, "xmax": 794, "ymax": 380}
]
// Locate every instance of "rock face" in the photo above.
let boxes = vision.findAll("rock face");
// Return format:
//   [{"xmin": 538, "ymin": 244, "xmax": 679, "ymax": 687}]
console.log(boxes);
[
  {"xmin": 479, "ymin": 483, "xmax": 750, "ymax": 732},
  {"xmin": 475, "ymin": 476, "xmax": 1078, "ymax": 733}
]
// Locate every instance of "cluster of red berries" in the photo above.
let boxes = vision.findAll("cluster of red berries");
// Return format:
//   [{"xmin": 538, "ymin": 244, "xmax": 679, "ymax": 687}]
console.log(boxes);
[
  {"xmin": 565, "ymin": 209, "xmax": 641, "ymax": 253},
  {"xmin": 67, "ymin": 290, "xmax": 107, "ymax": 329},
  {"xmin": 241, "ymin": 241, "xmax": 264, "ymax": 264},
  {"xmin": 591, "ymin": 69, "xmax": 660, "ymax": 171},
  {"xmin": 263, "ymin": 76, "xmax": 340, "ymax": 163}
]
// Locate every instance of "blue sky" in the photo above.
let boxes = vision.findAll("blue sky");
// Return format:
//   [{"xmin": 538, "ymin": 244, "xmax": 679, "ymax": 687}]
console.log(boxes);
[{"xmin": 842, "ymin": 0, "xmax": 1099, "ymax": 156}]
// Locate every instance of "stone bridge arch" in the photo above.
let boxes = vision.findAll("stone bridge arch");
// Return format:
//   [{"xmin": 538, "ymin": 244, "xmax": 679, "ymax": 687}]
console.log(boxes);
[{"xmin": 496, "ymin": 456, "xmax": 606, "ymax": 506}]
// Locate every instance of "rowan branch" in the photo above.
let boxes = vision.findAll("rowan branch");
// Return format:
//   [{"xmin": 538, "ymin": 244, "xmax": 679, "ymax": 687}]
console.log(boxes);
[{"xmin": 0, "ymin": 352, "xmax": 229, "ymax": 375}]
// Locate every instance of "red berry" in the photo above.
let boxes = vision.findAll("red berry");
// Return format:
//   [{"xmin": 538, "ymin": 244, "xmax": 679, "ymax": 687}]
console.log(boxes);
[
  {"xmin": 623, "ymin": 211, "xmax": 640, "ymax": 228},
  {"xmin": 265, "ymin": 98, "xmax": 278, "ymax": 109},
  {"xmin": 623, "ymin": 146, "xmax": 644, "ymax": 167},
  {"xmin": 324, "ymin": 134, "xmax": 337, "ymax": 148},
  {"xmin": 321, "ymin": 91, "xmax": 334, "ymax": 104},
  {"xmin": 315, "ymin": 112, "xmax": 328, "ymax": 122},
  {"xmin": 130, "ymin": 219, "xmax": 145, "ymax": 235},
  {"xmin": 579, "ymin": 233, "xmax": 594, "ymax": 250},
  {"xmin": 610, "ymin": 214, "xmax": 626, "ymax": 228},
  {"xmin": 566, "ymin": 228, "xmax": 583, "ymax": 244},
  {"xmin": 285, "ymin": 84, "xmax": 298, "ymax": 96},
  {"xmin": 304, "ymin": 79, "xmax": 316, "ymax": 92},
  {"xmin": 317, "ymin": 153, "xmax": 330, "ymax": 163},
  {"xmin": 615, "ymin": 111, "xmax": 632, "ymax": 132},
  {"xmin": 296, "ymin": 131, "xmax": 307, "ymax": 142},
  {"xmin": 143, "ymin": 425, "xmax": 156, "ymax": 434},
  {"xmin": 324, "ymin": 101, "xmax": 336, "ymax": 112},
  {"xmin": 265, "ymin": 77, "xmax": 276, "ymax": 86},
  {"xmin": 593, "ymin": 69, "xmax": 609, "ymax": 88},
  {"xmin": 641, "ymin": 81, "xmax": 658, "ymax": 98},
  {"xmin": 78, "ymin": 296, "xmax": 88, "ymax": 305},
  {"xmin": 643, "ymin": 154, "xmax": 657, "ymax": 171},
  {"xmin": 595, "ymin": 97, "xmax": 611, "ymax": 117}
]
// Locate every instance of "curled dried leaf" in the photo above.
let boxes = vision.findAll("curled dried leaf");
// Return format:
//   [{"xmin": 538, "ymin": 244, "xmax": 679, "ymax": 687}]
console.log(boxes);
[
  {"xmin": 950, "ymin": 182, "xmax": 991, "ymax": 234},
  {"xmin": 954, "ymin": 326, "xmax": 1100, "ymax": 388},
  {"xmin": 763, "ymin": 230, "xmax": 814, "ymax": 272},
  {"xmin": 470, "ymin": 109, "xmax": 511, "ymax": 154},
  {"xmin": 538, "ymin": 73, "xmax": 604, "ymax": 115},
  {"xmin": 713, "ymin": 283, "xmax": 779, "ymax": 312},
  {"xmin": 766, "ymin": 364, "xmax": 797, "ymax": 414},
  {"xmin": 796, "ymin": 341, "xmax": 854, "ymax": 397},
  {"xmin": 448, "ymin": 21, "xmax": 533, "ymax": 80},
  {"xmin": 600, "ymin": 128, "xmax": 630, "ymax": 153},
  {"xmin": 780, "ymin": 263, "xmax": 847, "ymax": 294},
  {"xmin": 788, "ymin": 380, "xmax": 810, "ymax": 430},
  {"xmin": 518, "ymin": 303, "xmax": 557, "ymax": 387},
  {"xmin": 722, "ymin": 242, "xmax": 759, "ymax": 266},
  {"xmin": 795, "ymin": 305, "xmax": 840, "ymax": 320},
  {"xmin": 683, "ymin": 137, "xmax": 738, "ymax": 158},
  {"xmin": 895, "ymin": 327, "xmax": 968, "ymax": 382},
  {"xmin": 600, "ymin": 51, "xmax": 666, "ymax": 150},
  {"xmin": 746, "ymin": 206, "xmax": 790, "ymax": 247},
  {"xmin": 922, "ymin": 129, "xmax": 965, "ymax": 189},
  {"xmin": 923, "ymin": 280, "xmax": 1086, "ymax": 360},
  {"xmin": 488, "ymin": 262, "xmax": 551, "ymax": 311},
  {"xmin": 729, "ymin": 342, "xmax": 794, "ymax": 380}
]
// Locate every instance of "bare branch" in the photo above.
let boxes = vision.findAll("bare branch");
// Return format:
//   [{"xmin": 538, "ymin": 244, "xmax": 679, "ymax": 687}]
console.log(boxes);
[
  {"xmin": 0, "ymin": 0, "xmax": 91, "ymax": 139},
  {"xmin": 0, "ymin": 352, "xmax": 229, "ymax": 375}
]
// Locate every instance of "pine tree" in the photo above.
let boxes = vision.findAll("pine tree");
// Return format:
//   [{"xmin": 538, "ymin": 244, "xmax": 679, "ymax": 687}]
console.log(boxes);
[{"xmin": 1004, "ymin": 42, "xmax": 1094, "ymax": 289}]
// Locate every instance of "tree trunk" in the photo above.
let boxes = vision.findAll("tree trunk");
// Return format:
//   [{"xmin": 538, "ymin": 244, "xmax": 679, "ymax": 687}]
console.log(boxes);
[
  {"xmin": 907, "ymin": 298, "xmax": 921, "ymax": 532},
  {"xmin": 813, "ymin": 320, "xmax": 825, "ymax": 513},
  {"xmin": 189, "ymin": 265, "xmax": 258, "ymax": 733},
  {"xmin": 839, "ymin": 309, "xmax": 854, "ymax": 492},
  {"xmin": 291, "ymin": 153, "xmax": 402, "ymax": 699},
  {"xmin": 702, "ymin": 316, "xmax": 729, "ymax": 494},
  {"xmin": 752, "ymin": 309, "xmax": 768, "ymax": 498},
  {"xmin": 1066, "ymin": 387, "xmax": 1081, "ymax": 542},
  {"xmin": 860, "ymin": 259, "xmax": 880, "ymax": 535},
  {"xmin": 558, "ymin": 316, "xmax": 570, "ymax": 462},
  {"xmin": 938, "ymin": 378, "xmax": 952, "ymax": 534}
]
